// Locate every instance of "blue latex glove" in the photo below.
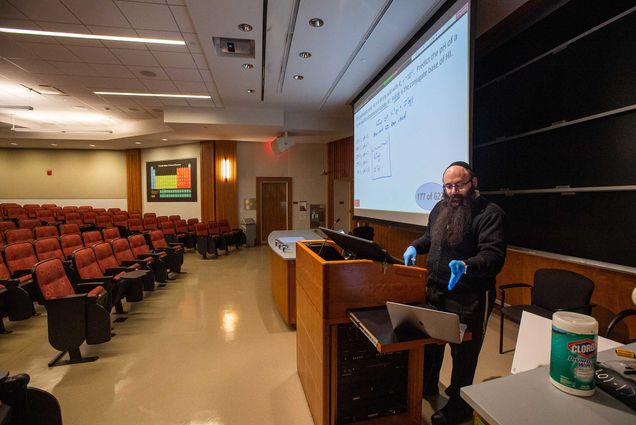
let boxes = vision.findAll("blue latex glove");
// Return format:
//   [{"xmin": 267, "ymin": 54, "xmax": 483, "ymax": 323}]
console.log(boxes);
[
  {"xmin": 403, "ymin": 246, "xmax": 417, "ymax": 266},
  {"xmin": 448, "ymin": 260, "xmax": 466, "ymax": 291}
]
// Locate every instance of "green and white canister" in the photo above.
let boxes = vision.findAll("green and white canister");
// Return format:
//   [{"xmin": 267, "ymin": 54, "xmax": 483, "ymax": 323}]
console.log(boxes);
[{"xmin": 549, "ymin": 311, "xmax": 598, "ymax": 396}]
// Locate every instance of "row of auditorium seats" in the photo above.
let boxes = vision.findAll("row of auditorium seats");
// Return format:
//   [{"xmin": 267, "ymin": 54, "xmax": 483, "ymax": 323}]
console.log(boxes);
[
  {"xmin": 0, "ymin": 229, "xmax": 185, "ymax": 367},
  {"xmin": 1, "ymin": 203, "xmax": 247, "ymax": 258},
  {"xmin": 194, "ymin": 220, "xmax": 244, "ymax": 259}
]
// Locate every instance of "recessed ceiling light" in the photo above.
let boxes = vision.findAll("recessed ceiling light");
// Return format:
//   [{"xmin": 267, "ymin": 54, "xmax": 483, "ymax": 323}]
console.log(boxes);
[
  {"xmin": 246, "ymin": 89, "xmax": 255, "ymax": 93},
  {"xmin": 10, "ymin": 142, "xmax": 17, "ymax": 146},
  {"xmin": 135, "ymin": 142, "xmax": 142, "ymax": 145},
  {"xmin": 89, "ymin": 144, "xmax": 96, "ymax": 147},
  {"xmin": 242, "ymin": 63, "xmax": 254, "ymax": 70},
  {"xmin": 51, "ymin": 143, "xmax": 58, "ymax": 146},
  {"xmin": 161, "ymin": 138, "xmax": 168, "ymax": 141},
  {"xmin": 94, "ymin": 91, "xmax": 211, "ymax": 99},
  {"xmin": 292, "ymin": 75, "xmax": 304, "ymax": 80},
  {"xmin": 238, "ymin": 23, "xmax": 253, "ymax": 32},
  {"xmin": 309, "ymin": 18, "xmax": 324, "ymax": 28},
  {"xmin": 299, "ymin": 51, "xmax": 312, "ymax": 59},
  {"xmin": 0, "ymin": 27, "xmax": 185, "ymax": 45}
]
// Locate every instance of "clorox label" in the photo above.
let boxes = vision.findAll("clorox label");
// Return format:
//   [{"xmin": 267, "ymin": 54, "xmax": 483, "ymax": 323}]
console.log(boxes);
[{"xmin": 567, "ymin": 340, "xmax": 597, "ymax": 358}]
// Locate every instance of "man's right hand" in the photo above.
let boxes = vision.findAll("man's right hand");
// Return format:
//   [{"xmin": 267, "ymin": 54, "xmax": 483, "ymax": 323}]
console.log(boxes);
[{"xmin": 403, "ymin": 246, "xmax": 417, "ymax": 266}]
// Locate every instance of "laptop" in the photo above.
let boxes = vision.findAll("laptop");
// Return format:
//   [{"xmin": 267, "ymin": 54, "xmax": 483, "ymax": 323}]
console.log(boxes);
[{"xmin": 386, "ymin": 301, "xmax": 467, "ymax": 344}]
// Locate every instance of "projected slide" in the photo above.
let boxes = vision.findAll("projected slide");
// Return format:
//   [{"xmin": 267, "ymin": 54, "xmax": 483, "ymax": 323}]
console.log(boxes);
[
  {"xmin": 146, "ymin": 158, "xmax": 197, "ymax": 202},
  {"xmin": 354, "ymin": 0, "xmax": 470, "ymax": 226}
]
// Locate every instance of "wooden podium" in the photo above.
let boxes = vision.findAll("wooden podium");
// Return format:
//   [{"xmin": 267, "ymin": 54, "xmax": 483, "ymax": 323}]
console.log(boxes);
[{"xmin": 295, "ymin": 240, "xmax": 428, "ymax": 425}]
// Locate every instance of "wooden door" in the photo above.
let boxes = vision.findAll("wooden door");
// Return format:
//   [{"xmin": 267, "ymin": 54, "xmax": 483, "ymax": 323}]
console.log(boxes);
[{"xmin": 257, "ymin": 177, "xmax": 292, "ymax": 243}]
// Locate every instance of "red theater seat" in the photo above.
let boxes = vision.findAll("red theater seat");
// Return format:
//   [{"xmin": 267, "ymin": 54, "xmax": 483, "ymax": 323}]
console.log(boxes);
[
  {"xmin": 128, "ymin": 235, "xmax": 170, "ymax": 282},
  {"xmin": 82, "ymin": 231, "xmax": 103, "ymax": 246},
  {"xmin": 32, "ymin": 258, "xmax": 111, "ymax": 367},
  {"xmin": 102, "ymin": 227, "xmax": 121, "ymax": 242},
  {"xmin": 34, "ymin": 226, "xmax": 59, "ymax": 239},
  {"xmin": 149, "ymin": 230, "xmax": 183, "ymax": 273},
  {"xmin": 111, "ymin": 238, "xmax": 165, "ymax": 284},
  {"xmin": 59, "ymin": 223, "xmax": 81, "ymax": 236},
  {"xmin": 92, "ymin": 242, "xmax": 151, "ymax": 293},
  {"xmin": 34, "ymin": 237, "xmax": 66, "ymax": 261},
  {"xmin": 0, "ymin": 254, "xmax": 34, "ymax": 332},
  {"xmin": 5, "ymin": 229, "xmax": 34, "ymax": 244},
  {"xmin": 60, "ymin": 234, "xmax": 84, "ymax": 259}
]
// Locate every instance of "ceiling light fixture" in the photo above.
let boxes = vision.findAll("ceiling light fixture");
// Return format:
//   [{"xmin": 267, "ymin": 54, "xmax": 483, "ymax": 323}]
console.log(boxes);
[
  {"xmin": 10, "ymin": 142, "xmax": 17, "ymax": 146},
  {"xmin": 11, "ymin": 128, "xmax": 113, "ymax": 134},
  {"xmin": 309, "ymin": 18, "xmax": 324, "ymax": 28},
  {"xmin": 0, "ymin": 27, "xmax": 185, "ymax": 45},
  {"xmin": 94, "ymin": 91, "xmax": 211, "ymax": 99},
  {"xmin": 292, "ymin": 75, "xmax": 304, "ymax": 80},
  {"xmin": 0, "ymin": 105, "xmax": 33, "ymax": 110},
  {"xmin": 51, "ymin": 143, "xmax": 58, "ymax": 146},
  {"xmin": 246, "ymin": 89, "xmax": 255, "ymax": 93},
  {"xmin": 135, "ymin": 142, "xmax": 142, "ymax": 145},
  {"xmin": 89, "ymin": 144, "xmax": 96, "ymax": 147},
  {"xmin": 242, "ymin": 63, "xmax": 254, "ymax": 70},
  {"xmin": 238, "ymin": 23, "xmax": 253, "ymax": 32},
  {"xmin": 161, "ymin": 138, "xmax": 168, "ymax": 141},
  {"xmin": 299, "ymin": 52, "xmax": 312, "ymax": 59}
]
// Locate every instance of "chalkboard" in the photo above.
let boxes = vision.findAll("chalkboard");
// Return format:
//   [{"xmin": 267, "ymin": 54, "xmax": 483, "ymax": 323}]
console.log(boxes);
[{"xmin": 473, "ymin": 3, "xmax": 636, "ymax": 267}]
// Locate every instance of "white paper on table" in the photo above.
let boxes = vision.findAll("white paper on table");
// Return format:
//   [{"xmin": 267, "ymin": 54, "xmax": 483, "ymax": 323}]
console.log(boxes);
[{"xmin": 510, "ymin": 311, "xmax": 622, "ymax": 374}]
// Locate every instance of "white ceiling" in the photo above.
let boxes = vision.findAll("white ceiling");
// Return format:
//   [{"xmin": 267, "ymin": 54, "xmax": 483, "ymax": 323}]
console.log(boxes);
[{"xmin": 0, "ymin": 0, "xmax": 526, "ymax": 150}]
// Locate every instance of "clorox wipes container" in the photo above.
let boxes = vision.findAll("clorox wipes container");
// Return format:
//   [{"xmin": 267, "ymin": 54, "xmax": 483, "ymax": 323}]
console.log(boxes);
[{"xmin": 549, "ymin": 311, "xmax": 598, "ymax": 396}]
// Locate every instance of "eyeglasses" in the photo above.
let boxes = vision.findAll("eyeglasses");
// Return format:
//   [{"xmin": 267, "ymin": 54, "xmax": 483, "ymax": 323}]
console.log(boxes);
[{"xmin": 443, "ymin": 179, "xmax": 472, "ymax": 191}]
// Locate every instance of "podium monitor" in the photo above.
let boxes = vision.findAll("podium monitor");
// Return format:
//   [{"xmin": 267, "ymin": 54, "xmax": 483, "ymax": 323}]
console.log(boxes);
[{"xmin": 319, "ymin": 227, "xmax": 400, "ymax": 264}]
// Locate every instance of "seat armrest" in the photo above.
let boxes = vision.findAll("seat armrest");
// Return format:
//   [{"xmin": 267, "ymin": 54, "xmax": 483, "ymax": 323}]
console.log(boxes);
[
  {"xmin": 105, "ymin": 267, "xmax": 131, "ymax": 275},
  {"xmin": 499, "ymin": 283, "xmax": 533, "ymax": 307},
  {"xmin": 11, "ymin": 269, "xmax": 31, "ymax": 279},
  {"xmin": 120, "ymin": 260, "xmax": 145, "ymax": 267},
  {"xmin": 0, "ymin": 278, "xmax": 20, "ymax": 287},
  {"xmin": 75, "ymin": 280, "xmax": 112, "ymax": 294},
  {"xmin": 46, "ymin": 293, "xmax": 87, "ymax": 303},
  {"xmin": 499, "ymin": 283, "xmax": 533, "ymax": 291},
  {"xmin": 78, "ymin": 276, "xmax": 113, "ymax": 283}
]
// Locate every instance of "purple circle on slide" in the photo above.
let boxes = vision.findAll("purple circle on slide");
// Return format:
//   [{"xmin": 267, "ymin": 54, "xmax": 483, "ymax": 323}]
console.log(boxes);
[{"xmin": 415, "ymin": 182, "xmax": 444, "ymax": 210}]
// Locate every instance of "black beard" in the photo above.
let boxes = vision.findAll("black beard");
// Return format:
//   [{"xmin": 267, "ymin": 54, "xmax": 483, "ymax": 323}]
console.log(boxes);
[{"xmin": 431, "ymin": 189, "xmax": 475, "ymax": 248}]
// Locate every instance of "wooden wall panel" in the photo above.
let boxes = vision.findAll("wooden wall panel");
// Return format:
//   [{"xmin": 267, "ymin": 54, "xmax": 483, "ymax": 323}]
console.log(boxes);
[
  {"xmin": 327, "ymin": 137, "xmax": 353, "ymax": 227},
  {"xmin": 214, "ymin": 140, "xmax": 238, "ymax": 228},
  {"xmin": 125, "ymin": 149, "xmax": 142, "ymax": 212},
  {"xmin": 200, "ymin": 141, "xmax": 214, "ymax": 223},
  {"xmin": 497, "ymin": 250, "xmax": 636, "ymax": 342}
]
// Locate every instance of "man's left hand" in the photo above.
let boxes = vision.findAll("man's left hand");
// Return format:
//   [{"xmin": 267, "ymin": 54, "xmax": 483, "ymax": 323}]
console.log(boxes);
[{"xmin": 448, "ymin": 260, "xmax": 466, "ymax": 291}]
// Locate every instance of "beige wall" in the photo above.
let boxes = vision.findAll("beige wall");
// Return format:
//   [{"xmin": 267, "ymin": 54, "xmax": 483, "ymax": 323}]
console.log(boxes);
[
  {"xmin": 237, "ymin": 141, "xmax": 327, "ymax": 229},
  {"xmin": 141, "ymin": 143, "xmax": 201, "ymax": 219},
  {"xmin": 0, "ymin": 148, "xmax": 127, "ymax": 208}
]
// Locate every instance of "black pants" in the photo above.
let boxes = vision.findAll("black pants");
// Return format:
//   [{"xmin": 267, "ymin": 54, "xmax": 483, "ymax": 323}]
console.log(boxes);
[{"xmin": 423, "ymin": 285, "xmax": 496, "ymax": 410}]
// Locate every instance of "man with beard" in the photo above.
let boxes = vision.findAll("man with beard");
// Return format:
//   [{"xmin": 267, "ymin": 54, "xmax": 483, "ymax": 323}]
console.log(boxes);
[{"xmin": 403, "ymin": 161, "xmax": 506, "ymax": 425}]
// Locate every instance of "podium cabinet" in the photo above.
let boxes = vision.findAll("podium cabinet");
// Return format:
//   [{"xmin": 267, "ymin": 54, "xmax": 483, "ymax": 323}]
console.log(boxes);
[{"xmin": 295, "ymin": 241, "xmax": 427, "ymax": 425}]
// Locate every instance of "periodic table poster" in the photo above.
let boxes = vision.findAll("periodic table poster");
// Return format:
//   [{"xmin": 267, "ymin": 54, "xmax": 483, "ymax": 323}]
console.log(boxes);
[{"xmin": 146, "ymin": 158, "xmax": 197, "ymax": 202}]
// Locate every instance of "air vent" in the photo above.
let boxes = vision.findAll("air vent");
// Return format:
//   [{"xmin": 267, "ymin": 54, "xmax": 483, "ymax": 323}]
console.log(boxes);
[{"xmin": 212, "ymin": 37, "xmax": 255, "ymax": 58}]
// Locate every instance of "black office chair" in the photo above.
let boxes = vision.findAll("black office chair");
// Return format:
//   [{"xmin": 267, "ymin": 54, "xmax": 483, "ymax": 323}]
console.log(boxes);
[
  {"xmin": 604, "ymin": 309, "xmax": 636, "ymax": 343},
  {"xmin": 499, "ymin": 268, "xmax": 595, "ymax": 354},
  {"xmin": 351, "ymin": 225, "xmax": 374, "ymax": 241},
  {"xmin": 0, "ymin": 372, "xmax": 63, "ymax": 425}
]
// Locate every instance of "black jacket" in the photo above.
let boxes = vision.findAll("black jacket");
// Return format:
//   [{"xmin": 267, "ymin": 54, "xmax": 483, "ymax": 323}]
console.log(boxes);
[{"xmin": 410, "ymin": 195, "xmax": 507, "ymax": 293}]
